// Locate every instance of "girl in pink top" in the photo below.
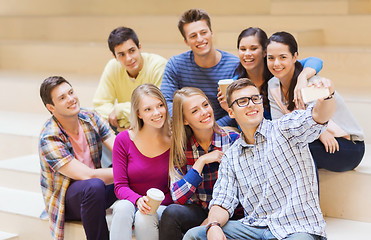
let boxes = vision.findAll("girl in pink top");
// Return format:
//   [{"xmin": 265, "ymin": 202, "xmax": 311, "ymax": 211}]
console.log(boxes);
[{"xmin": 110, "ymin": 84, "xmax": 172, "ymax": 240}]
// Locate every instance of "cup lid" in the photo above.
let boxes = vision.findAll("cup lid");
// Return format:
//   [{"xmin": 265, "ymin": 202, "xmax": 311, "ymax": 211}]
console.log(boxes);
[
  {"xmin": 146, "ymin": 188, "xmax": 165, "ymax": 201},
  {"xmin": 218, "ymin": 79, "xmax": 234, "ymax": 84}
]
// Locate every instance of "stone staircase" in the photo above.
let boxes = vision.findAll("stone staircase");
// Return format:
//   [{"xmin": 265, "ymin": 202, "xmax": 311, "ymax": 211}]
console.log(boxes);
[{"xmin": 0, "ymin": 0, "xmax": 371, "ymax": 239}]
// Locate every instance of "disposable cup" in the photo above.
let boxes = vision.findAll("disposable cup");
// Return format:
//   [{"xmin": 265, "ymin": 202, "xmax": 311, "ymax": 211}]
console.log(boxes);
[
  {"xmin": 218, "ymin": 79, "xmax": 234, "ymax": 99},
  {"xmin": 146, "ymin": 188, "xmax": 165, "ymax": 215}
]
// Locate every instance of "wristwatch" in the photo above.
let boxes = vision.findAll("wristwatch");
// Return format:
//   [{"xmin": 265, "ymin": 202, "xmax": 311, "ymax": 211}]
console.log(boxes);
[
  {"xmin": 205, "ymin": 221, "xmax": 221, "ymax": 233},
  {"xmin": 324, "ymin": 91, "xmax": 335, "ymax": 100}
]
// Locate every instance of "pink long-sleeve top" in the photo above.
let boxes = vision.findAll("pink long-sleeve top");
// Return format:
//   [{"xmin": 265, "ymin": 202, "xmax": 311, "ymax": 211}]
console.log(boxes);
[{"xmin": 112, "ymin": 130, "xmax": 173, "ymax": 206}]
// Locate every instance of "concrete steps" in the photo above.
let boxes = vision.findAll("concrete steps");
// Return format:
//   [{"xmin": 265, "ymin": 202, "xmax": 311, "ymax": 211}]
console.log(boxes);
[
  {"xmin": 0, "ymin": 231, "xmax": 18, "ymax": 240},
  {"xmin": 0, "ymin": 0, "xmax": 370, "ymax": 238},
  {"xmin": 0, "ymin": 0, "xmax": 270, "ymax": 16},
  {"xmin": 2, "ymin": 39, "xmax": 371, "ymax": 92},
  {"xmin": 0, "ymin": 145, "xmax": 370, "ymax": 239},
  {"xmin": 0, "ymin": 187, "xmax": 85, "ymax": 240},
  {"xmin": 319, "ymin": 144, "xmax": 371, "ymax": 222},
  {"xmin": 0, "ymin": 14, "xmax": 371, "ymax": 46},
  {"xmin": 0, "ymin": 155, "xmax": 40, "ymax": 192},
  {"xmin": 271, "ymin": 0, "xmax": 371, "ymax": 15}
]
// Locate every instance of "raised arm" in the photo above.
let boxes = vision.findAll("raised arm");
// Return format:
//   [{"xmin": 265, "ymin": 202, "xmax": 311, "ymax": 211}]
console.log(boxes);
[
  {"xmin": 311, "ymin": 77, "xmax": 336, "ymax": 124},
  {"xmin": 295, "ymin": 57, "xmax": 324, "ymax": 109}
]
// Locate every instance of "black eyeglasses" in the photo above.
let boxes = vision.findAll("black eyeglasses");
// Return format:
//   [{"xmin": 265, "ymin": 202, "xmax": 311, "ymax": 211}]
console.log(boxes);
[{"xmin": 229, "ymin": 95, "xmax": 263, "ymax": 108}]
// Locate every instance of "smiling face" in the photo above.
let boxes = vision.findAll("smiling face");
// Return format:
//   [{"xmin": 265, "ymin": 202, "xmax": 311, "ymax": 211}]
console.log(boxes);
[
  {"xmin": 228, "ymin": 86, "xmax": 264, "ymax": 130},
  {"xmin": 137, "ymin": 95, "xmax": 167, "ymax": 129},
  {"xmin": 182, "ymin": 94, "xmax": 214, "ymax": 132},
  {"xmin": 46, "ymin": 82, "xmax": 80, "ymax": 119},
  {"xmin": 238, "ymin": 35, "xmax": 266, "ymax": 73},
  {"xmin": 114, "ymin": 39, "xmax": 143, "ymax": 78},
  {"xmin": 267, "ymin": 41, "xmax": 297, "ymax": 82},
  {"xmin": 183, "ymin": 20, "xmax": 214, "ymax": 58}
]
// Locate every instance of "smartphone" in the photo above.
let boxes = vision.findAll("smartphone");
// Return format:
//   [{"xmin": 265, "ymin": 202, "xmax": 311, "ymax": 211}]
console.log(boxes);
[{"xmin": 301, "ymin": 86, "xmax": 330, "ymax": 103}]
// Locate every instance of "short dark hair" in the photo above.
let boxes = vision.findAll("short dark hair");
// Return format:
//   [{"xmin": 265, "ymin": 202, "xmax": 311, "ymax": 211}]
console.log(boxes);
[
  {"xmin": 178, "ymin": 8, "xmax": 212, "ymax": 39},
  {"xmin": 226, "ymin": 78, "xmax": 257, "ymax": 107},
  {"xmin": 40, "ymin": 76, "xmax": 71, "ymax": 107},
  {"xmin": 108, "ymin": 26, "xmax": 140, "ymax": 56}
]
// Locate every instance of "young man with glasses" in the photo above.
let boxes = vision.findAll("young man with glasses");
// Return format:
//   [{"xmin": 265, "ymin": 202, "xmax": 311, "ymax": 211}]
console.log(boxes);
[{"xmin": 184, "ymin": 78, "xmax": 334, "ymax": 240}]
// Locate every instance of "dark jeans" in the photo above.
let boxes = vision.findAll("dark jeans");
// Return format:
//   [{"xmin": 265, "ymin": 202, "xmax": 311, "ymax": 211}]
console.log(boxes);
[
  {"xmin": 309, "ymin": 138, "xmax": 365, "ymax": 172},
  {"xmin": 159, "ymin": 204, "xmax": 208, "ymax": 240},
  {"xmin": 64, "ymin": 178, "xmax": 117, "ymax": 240}
]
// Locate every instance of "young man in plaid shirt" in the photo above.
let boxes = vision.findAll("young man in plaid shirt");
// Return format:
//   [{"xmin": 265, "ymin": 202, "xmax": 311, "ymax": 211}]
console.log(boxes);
[
  {"xmin": 39, "ymin": 76, "xmax": 116, "ymax": 240},
  {"xmin": 184, "ymin": 78, "xmax": 333, "ymax": 240}
]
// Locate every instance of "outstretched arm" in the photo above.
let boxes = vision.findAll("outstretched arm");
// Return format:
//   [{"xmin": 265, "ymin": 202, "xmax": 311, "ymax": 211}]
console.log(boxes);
[
  {"xmin": 295, "ymin": 57, "xmax": 324, "ymax": 109},
  {"xmin": 311, "ymin": 77, "xmax": 336, "ymax": 124}
]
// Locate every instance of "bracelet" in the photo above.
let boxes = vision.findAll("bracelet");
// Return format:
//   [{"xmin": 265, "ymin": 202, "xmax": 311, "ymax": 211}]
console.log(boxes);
[
  {"xmin": 206, "ymin": 221, "xmax": 221, "ymax": 233},
  {"xmin": 324, "ymin": 91, "xmax": 335, "ymax": 100}
]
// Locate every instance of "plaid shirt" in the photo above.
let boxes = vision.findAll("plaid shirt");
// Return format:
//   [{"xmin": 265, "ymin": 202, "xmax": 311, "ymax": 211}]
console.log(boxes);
[
  {"xmin": 170, "ymin": 130, "xmax": 239, "ymax": 208},
  {"xmin": 210, "ymin": 106, "xmax": 327, "ymax": 239},
  {"xmin": 39, "ymin": 109, "xmax": 113, "ymax": 240}
]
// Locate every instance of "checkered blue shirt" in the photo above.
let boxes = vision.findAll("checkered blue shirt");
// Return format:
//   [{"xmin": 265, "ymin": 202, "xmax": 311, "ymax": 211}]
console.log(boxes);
[{"xmin": 210, "ymin": 107, "xmax": 327, "ymax": 239}]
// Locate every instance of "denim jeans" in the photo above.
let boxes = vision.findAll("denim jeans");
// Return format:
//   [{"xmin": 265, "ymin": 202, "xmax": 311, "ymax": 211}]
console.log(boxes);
[
  {"xmin": 183, "ymin": 220, "xmax": 324, "ymax": 240},
  {"xmin": 64, "ymin": 178, "xmax": 117, "ymax": 240}
]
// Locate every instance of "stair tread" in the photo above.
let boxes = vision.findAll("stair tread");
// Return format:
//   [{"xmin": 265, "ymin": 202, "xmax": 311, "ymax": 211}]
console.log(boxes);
[
  {"xmin": 0, "ymin": 154, "xmax": 39, "ymax": 174},
  {"xmin": 0, "ymin": 187, "xmax": 44, "ymax": 218},
  {"xmin": 0, "ymin": 231, "xmax": 17, "ymax": 240},
  {"xmin": 325, "ymin": 217, "xmax": 370, "ymax": 239}
]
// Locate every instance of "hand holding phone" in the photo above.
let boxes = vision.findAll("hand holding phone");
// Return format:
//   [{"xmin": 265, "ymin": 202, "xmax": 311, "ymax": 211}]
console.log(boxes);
[{"xmin": 301, "ymin": 86, "xmax": 330, "ymax": 104}]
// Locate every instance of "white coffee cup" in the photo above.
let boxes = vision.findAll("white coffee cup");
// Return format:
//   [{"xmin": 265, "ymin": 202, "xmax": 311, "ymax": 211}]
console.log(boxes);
[
  {"xmin": 146, "ymin": 188, "xmax": 165, "ymax": 215},
  {"xmin": 218, "ymin": 79, "xmax": 234, "ymax": 99}
]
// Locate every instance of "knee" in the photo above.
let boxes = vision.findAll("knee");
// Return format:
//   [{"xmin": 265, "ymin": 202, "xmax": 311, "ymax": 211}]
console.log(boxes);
[
  {"xmin": 112, "ymin": 200, "xmax": 135, "ymax": 218},
  {"xmin": 161, "ymin": 204, "xmax": 182, "ymax": 221},
  {"xmin": 82, "ymin": 178, "xmax": 105, "ymax": 200},
  {"xmin": 134, "ymin": 211, "xmax": 159, "ymax": 230},
  {"xmin": 183, "ymin": 226, "xmax": 205, "ymax": 240}
]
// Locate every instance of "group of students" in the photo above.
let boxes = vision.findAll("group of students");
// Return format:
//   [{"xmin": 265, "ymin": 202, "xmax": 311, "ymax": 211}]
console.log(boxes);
[{"xmin": 38, "ymin": 8, "xmax": 365, "ymax": 240}]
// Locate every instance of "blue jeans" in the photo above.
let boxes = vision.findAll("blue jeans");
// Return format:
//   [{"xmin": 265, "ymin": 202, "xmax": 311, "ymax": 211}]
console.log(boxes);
[
  {"xmin": 64, "ymin": 178, "xmax": 117, "ymax": 240},
  {"xmin": 183, "ymin": 220, "xmax": 324, "ymax": 240}
]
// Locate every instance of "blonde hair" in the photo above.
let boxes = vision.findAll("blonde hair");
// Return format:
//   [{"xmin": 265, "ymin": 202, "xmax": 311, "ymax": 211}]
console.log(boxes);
[
  {"xmin": 129, "ymin": 83, "xmax": 171, "ymax": 136},
  {"xmin": 169, "ymin": 87, "xmax": 221, "ymax": 179}
]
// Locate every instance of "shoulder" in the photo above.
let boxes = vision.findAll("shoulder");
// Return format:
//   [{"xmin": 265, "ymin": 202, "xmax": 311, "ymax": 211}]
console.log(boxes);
[
  {"xmin": 104, "ymin": 58, "xmax": 121, "ymax": 70},
  {"xmin": 267, "ymin": 76, "xmax": 280, "ymax": 89},
  {"xmin": 79, "ymin": 108, "xmax": 98, "ymax": 121},
  {"xmin": 216, "ymin": 128, "xmax": 240, "ymax": 144},
  {"xmin": 219, "ymin": 50, "xmax": 239, "ymax": 62},
  {"xmin": 40, "ymin": 117, "xmax": 61, "ymax": 139},
  {"xmin": 222, "ymin": 137, "xmax": 242, "ymax": 162},
  {"xmin": 142, "ymin": 52, "xmax": 167, "ymax": 65},
  {"xmin": 79, "ymin": 109, "xmax": 110, "ymax": 130},
  {"xmin": 168, "ymin": 51, "xmax": 192, "ymax": 63}
]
